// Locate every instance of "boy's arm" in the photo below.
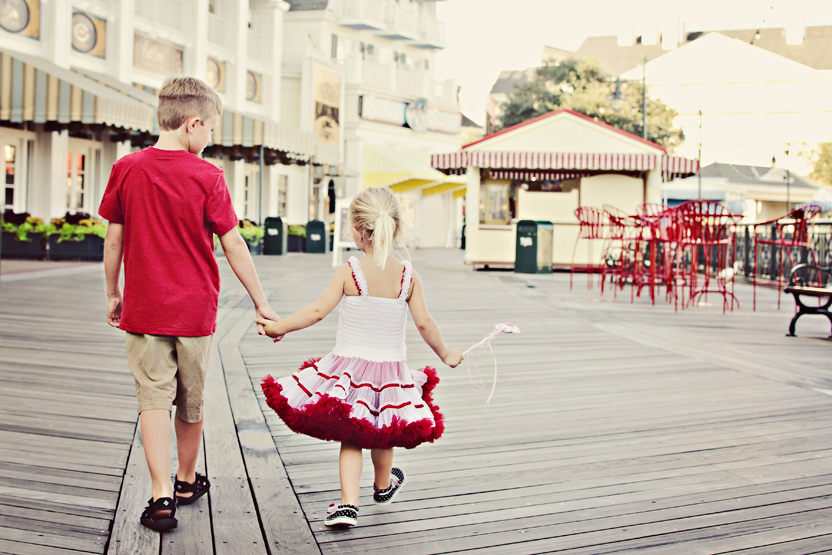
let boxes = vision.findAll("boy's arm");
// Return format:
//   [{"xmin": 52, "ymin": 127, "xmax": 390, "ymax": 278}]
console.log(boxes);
[
  {"xmin": 218, "ymin": 227, "xmax": 281, "ymax": 336},
  {"xmin": 256, "ymin": 264, "xmax": 348, "ymax": 337},
  {"xmin": 104, "ymin": 223, "xmax": 124, "ymax": 327},
  {"xmin": 407, "ymin": 271, "xmax": 463, "ymax": 368}
]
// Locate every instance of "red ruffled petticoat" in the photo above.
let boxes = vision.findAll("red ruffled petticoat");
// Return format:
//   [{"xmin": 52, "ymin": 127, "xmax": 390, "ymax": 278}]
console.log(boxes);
[{"xmin": 261, "ymin": 357, "xmax": 444, "ymax": 450}]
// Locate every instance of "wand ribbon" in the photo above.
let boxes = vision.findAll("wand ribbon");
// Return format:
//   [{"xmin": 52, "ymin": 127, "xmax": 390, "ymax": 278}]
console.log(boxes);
[{"xmin": 462, "ymin": 322, "xmax": 520, "ymax": 403}]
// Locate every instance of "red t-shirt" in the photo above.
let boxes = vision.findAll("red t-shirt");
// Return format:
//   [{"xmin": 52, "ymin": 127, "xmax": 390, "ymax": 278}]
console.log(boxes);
[{"xmin": 99, "ymin": 147, "xmax": 239, "ymax": 337}]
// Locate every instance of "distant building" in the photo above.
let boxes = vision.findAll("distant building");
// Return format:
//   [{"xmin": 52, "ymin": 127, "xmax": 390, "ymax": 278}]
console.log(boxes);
[
  {"xmin": 663, "ymin": 162, "xmax": 824, "ymax": 222},
  {"xmin": 488, "ymin": 25, "xmax": 832, "ymax": 179},
  {"xmin": 281, "ymin": 0, "xmax": 465, "ymax": 249}
]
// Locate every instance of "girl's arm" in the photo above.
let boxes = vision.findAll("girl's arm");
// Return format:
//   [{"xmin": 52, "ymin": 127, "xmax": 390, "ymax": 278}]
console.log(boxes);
[
  {"xmin": 407, "ymin": 271, "xmax": 463, "ymax": 368},
  {"xmin": 257, "ymin": 264, "xmax": 350, "ymax": 338}
]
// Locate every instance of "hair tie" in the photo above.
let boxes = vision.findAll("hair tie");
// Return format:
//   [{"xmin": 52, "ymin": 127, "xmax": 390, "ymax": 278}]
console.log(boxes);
[{"xmin": 379, "ymin": 210, "xmax": 388, "ymax": 217}]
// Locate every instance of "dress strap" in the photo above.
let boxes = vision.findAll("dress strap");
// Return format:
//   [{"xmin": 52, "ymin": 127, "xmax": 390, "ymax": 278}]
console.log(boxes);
[
  {"xmin": 398, "ymin": 260, "xmax": 413, "ymax": 301},
  {"xmin": 348, "ymin": 256, "xmax": 369, "ymax": 296}
]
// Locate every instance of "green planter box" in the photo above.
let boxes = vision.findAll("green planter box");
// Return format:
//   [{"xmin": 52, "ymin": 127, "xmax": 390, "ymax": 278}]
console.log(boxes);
[
  {"xmin": 48, "ymin": 235, "xmax": 104, "ymax": 261},
  {"xmin": 1, "ymin": 231, "xmax": 46, "ymax": 260}
]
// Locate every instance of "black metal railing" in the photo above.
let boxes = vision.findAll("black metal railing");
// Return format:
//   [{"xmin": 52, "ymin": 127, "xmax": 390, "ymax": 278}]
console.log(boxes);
[{"xmin": 733, "ymin": 221, "xmax": 832, "ymax": 283}]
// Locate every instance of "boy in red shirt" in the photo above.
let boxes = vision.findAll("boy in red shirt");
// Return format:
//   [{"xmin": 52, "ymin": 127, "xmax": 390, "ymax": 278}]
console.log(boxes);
[{"xmin": 99, "ymin": 77, "xmax": 280, "ymax": 531}]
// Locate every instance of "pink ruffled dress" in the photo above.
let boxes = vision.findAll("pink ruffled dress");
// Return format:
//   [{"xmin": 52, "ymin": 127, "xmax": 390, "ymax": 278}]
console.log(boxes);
[{"xmin": 261, "ymin": 257, "xmax": 443, "ymax": 450}]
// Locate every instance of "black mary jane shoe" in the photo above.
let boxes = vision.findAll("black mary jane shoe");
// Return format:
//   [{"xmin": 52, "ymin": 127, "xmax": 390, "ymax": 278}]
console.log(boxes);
[
  {"xmin": 140, "ymin": 496, "xmax": 177, "ymax": 531},
  {"xmin": 174, "ymin": 472, "xmax": 211, "ymax": 506}
]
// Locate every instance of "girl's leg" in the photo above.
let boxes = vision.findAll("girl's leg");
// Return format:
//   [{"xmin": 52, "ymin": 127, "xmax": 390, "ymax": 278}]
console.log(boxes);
[
  {"xmin": 339, "ymin": 442, "xmax": 363, "ymax": 506},
  {"xmin": 370, "ymin": 448, "xmax": 394, "ymax": 490}
]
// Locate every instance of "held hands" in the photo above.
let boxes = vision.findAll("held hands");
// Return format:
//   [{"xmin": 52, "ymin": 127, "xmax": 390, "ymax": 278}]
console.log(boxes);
[
  {"xmin": 255, "ymin": 305, "xmax": 284, "ymax": 342},
  {"xmin": 442, "ymin": 349, "xmax": 464, "ymax": 368},
  {"xmin": 255, "ymin": 316, "xmax": 284, "ymax": 341}
]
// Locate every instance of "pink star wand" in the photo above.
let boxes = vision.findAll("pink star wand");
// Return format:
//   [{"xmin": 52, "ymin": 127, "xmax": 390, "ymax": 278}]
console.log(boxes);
[{"xmin": 463, "ymin": 322, "xmax": 521, "ymax": 403}]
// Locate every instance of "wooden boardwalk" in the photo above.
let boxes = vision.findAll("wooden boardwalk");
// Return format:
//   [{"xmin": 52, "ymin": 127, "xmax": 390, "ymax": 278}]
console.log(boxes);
[{"xmin": 1, "ymin": 250, "xmax": 831, "ymax": 554}]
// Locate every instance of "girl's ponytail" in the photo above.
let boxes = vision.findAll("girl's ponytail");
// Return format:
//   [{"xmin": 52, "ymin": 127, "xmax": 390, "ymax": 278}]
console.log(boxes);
[{"xmin": 372, "ymin": 210, "xmax": 394, "ymax": 270}]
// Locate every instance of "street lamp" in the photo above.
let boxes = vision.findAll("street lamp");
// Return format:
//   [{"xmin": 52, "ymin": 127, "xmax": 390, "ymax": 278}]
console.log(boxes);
[{"xmin": 608, "ymin": 57, "xmax": 647, "ymax": 140}]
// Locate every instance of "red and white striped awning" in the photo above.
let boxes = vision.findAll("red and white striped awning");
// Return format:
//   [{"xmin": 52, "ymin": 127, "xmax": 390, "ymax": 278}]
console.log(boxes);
[{"xmin": 431, "ymin": 151, "xmax": 699, "ymax": 180}]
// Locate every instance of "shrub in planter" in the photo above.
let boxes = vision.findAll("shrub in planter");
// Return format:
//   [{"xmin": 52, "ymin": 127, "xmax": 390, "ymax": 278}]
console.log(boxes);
[
  {"xmin": 287, "ymin": 224, "xmax": 306, "ymax": 253},
  {"xmin": 47, "ymin": 216, "xmax": 107, "ymax": 261},
  {"xmin": 238, "ymin": 219, "xmax": 264, "ymax": 255},
  {"xmin": 48, "ymin": 220, "xmax": 106, "ymax": 261},
  {"xmin": 1, "ymin": 212, "xmax": 48, "ymax": 259}
]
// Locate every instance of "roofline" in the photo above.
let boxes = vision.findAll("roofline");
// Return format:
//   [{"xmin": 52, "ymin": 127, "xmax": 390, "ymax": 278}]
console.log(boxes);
[{"xmin": 463, "ymin": 108, "xmax": 667, "ymax": 153}]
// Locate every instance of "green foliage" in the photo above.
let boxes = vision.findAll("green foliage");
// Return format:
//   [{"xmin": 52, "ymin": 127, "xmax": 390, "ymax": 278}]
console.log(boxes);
[
  {"xmin": 48, "ymin": 217, "xmax": 107, "ymax": 242},
  {"xmin": 238, "ymin": 220, "xmax": 264, "ymax": 245},
  {"xmin": 1, "ymin": 217, "xmax": 51, "ymax": 242},
  {"xmin": 498, "ymin": 58, "xmax": 682, "ymax": 149},
  {"xmin": 288, "ymin": 224, "xmax": 307, "ymax": 237},
  {"xmin": 810, "ymin": 142, "xmax": 832, "ymax": 185}
]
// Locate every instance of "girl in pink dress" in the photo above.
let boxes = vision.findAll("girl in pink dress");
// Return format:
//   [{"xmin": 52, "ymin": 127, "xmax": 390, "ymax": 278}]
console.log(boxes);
[{"xmin": 258, "ymin": 186, "xmax": 463, "ymax": 527}]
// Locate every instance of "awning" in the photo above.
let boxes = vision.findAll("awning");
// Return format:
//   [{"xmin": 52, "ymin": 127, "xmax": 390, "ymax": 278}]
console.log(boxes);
[
  {"xmin": 431, "ymin": 151, "xmax": 699, "ymax": 180},
  {"xmin": 76, "ymin": 66, "xmax": 319, "ymax": 160},
  {"xmin": 365, "ymin": 144, "xmax": 465, "ymax": 195},
  {"xmin": 0, "ymin": 49, "xmax": 156, "ymax": 132}
]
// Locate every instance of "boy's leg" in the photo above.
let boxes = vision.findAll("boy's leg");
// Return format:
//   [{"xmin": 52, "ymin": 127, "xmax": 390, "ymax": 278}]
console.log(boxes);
[
  {"xmin": 370, "ymin": 448, "xmax": 394, "ymax": 490},
  {"xmin": 141, "ymin": 409, "xmax": 174, "ymax": 500},
  {"xmin": 339, "ymin": 442, "xmax": 363, "ymax": 506},
  {"xmin": 174, "ymin": 412, "xmax": 203, "ymax": 491},
  {"xmin": 172, "ymin": 335, "xmax": 212, "ymax": 494},
  {"xmin": 126, "ymin": 333, "xmax": 179, "ymax": 502}
]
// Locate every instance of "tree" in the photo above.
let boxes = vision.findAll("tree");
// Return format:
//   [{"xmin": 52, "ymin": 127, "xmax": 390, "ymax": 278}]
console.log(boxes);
[
  {"xmin": 498, "ymin": 58, "xmax": 682, "ymax": 149},
  {"xmin": 810, "ymin": 142, "xmax": 832, "ymax": 185}
]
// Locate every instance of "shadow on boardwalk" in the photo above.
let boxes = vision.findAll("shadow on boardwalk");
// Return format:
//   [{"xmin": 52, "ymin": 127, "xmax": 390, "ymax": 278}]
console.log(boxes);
[{"xmin": 1, "ymin": 250, "xmax": 830, "ymax": 554}]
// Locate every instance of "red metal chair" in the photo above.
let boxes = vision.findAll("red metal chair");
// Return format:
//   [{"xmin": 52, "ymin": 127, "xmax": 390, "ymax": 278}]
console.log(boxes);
[
  {"xmin": 675, "ymin": 200, "xmax": 743, "ymax": 313},
  {"xmin": 602, "ymin": 204, "xmax": 640, "ymax": 300},
  {"xmin": 571, "ymin": 206, "xmax": 606, "ymax": 290},
  {"xmin": 634, "ymin": 204, "xmax": 676, "ymax": 305},
  {"xmin": 752, "ymin": 203, "xmax": 822, "ymax": 310}
]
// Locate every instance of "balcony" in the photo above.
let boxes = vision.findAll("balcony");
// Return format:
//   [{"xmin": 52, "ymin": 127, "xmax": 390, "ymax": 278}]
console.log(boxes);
[
  {"xmin": 335, "ymin": 0, "xmax": 386, "ymax": 30},
  {"xmin": 207, "ymin": 13, "xmax": 230, "ymax": 49},
  {"xmin": 346, "ymin": 57, "xmax": 456, "ymax": 106},
  {"xmin": 413, "ymin": 18, "xmax": 446, "ymax": 49},
  {"xmin": 378, "ymin": 2, "xmax": 420, "ymax": 41}
]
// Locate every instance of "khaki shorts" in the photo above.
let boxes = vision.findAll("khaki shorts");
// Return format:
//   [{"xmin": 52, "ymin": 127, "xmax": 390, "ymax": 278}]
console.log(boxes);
[{"xmin": 125, "ymin": 332, "xmax": 213, "ymax": 423}]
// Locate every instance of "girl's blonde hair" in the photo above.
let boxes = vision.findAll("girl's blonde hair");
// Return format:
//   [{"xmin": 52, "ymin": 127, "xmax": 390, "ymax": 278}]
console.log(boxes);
[{"xmin": 350, "ymin": 187, "xmax": 404, "ymax": 270}]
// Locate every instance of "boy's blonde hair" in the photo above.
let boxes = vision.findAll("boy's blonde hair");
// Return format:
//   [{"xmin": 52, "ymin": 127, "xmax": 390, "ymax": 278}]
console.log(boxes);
[
  {"xmin": 157, "ymin": 77, "xmax": 223, "ymax": 131},
  {"xmin": 350, "ymin": 187, "xmax": 406, "ymax": 270}
]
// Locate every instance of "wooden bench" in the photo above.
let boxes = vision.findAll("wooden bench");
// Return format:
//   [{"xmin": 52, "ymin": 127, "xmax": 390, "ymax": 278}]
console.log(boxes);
[{"xmin": 784, "ymin": 264, "xmax": 832, "ymax": 337}]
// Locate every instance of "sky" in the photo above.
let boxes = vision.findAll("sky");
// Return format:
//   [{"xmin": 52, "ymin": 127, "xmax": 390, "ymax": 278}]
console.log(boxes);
[{"xmin": 435, "ymin": 0, "xmax": 832, "ymax": 125}]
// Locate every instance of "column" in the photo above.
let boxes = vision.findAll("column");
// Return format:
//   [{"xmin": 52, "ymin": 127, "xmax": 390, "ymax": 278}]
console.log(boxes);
[
  {"xmin": 464, "ymin": 165, "xmax": 480, "ymax": 264},
  {"xmin": 186, "ymin": 0, "xmax": 209, "ymax": 79},
  {"xmin": 113, "ymin": 0, "xmax": 136, "ymax": 82},
  {"xmin": 30, "ymin": 129, "xmax": 69, "ymax": 219}
]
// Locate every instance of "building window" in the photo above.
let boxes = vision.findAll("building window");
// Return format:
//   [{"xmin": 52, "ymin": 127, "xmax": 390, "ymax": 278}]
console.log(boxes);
[
  {"xmin": 208, "ymin": 0, "xmax": 219, "ymax": 14},
  {"xmin": 479, "ymin": 182, "xmax": 510, "ymax": 225},
  {"xmin": 331, "ymin": 34, "xmax": 339, "ymax": 60},
  {"xmin": 277, "ymin": 174, "xmax": 287, "ymax": 217},
  {"xmin": 66, "ymin": 152, "xmax": 87, "ymax": 214},
  {"xmin": 4, "ymin": 144, "xmax": 16, "ymax": 210}
]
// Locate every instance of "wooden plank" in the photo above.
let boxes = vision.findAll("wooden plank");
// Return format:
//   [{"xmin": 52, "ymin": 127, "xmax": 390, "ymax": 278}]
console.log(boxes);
[
  {"xmin": 106, "ymin": 425, "xmax": 159, "ymax": 555},
  {"xmin": 219, "ymin": 307, "xmax": 320, "ymax": 554}
]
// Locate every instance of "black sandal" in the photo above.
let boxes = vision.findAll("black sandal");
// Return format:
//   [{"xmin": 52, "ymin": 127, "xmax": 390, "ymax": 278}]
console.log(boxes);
[
  {"xmin": 174, "ymin": 472, "xmax": 211, "ymax": 505},
  {"xmin": 140, "ymin": 497, "xmax": 177, "ymax": 531}
]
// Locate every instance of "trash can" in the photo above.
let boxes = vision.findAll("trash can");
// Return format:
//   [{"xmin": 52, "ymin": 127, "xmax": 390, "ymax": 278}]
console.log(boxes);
[
  {"xmin": 263, "ymin": 217, "xmax": 287, "ymax": 255},
  {"xmin": 515, "ymin": 220, "xmax": 553, "ymax": 274},
  {"xmin": 305, "ymin": 220, "xmax": 328, "ymax": 253}
]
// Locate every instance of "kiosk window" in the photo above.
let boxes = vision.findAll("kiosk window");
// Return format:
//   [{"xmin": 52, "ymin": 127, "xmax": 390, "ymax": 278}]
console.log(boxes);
[{"xmin": 479, "ymin": 182, "xmax": 510, "ymax": 225}]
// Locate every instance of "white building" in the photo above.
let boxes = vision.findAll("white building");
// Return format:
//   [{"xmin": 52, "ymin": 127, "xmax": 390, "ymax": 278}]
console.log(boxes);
[
  {"xmin": 0, "ymin": 0, "xmax": 333, "ymax": 227},
  {"xmin": 280, "ymin": 0, "xmax": 465, "ymax": 248},
  {"xmin": 618, "ymin": 29, "xmax": 832, "ymax": 178}
]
